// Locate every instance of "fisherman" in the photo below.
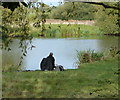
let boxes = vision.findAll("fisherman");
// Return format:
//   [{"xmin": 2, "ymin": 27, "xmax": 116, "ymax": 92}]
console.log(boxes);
[{"xmin": 40, "ymin": 52, "xmax": 55, "ymax": 71}]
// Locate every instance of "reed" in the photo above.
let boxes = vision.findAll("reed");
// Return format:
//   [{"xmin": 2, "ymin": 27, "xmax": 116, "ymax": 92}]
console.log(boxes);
[{"xmin": 29, "ymin": 24, "xmax": 103, "ymax": 38}]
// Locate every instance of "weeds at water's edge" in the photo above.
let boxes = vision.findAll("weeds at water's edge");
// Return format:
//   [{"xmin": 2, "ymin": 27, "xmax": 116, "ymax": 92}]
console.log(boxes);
[
  {"xmin": 76, "ymin": 46, "xmax": 120, "ymax": 68},
  {"xmin": 2, "ymin": 46, "xmax": 120, "ymax": 72},
  {"xmin": 28, "ymin": 24, "xmax": 103, "ymax": 38}
]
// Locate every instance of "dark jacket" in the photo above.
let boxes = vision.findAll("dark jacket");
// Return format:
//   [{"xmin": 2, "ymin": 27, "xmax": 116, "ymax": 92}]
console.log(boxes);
[
  {"xmin": 40, "ymin": 58, "xmax": 47, "ymax": 71},
  {"xmin": 46, "ymin": 55, "xmax": 55, "ymax": 70},
  {"xmin": 40, "ymin": 55, "xmax": 55, "ymax": 71}
]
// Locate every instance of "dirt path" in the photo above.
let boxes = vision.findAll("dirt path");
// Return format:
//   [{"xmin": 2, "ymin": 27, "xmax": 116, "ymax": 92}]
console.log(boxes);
[
  {"xmin": 30, "ymin": 19, "xmax": 95, "ymax": 27},
  {"xmin": 45, "ymin": 19, "xmax": 95, "ymax": 25}
]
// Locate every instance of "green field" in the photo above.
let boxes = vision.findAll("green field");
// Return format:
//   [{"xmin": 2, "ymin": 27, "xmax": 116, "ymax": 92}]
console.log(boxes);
[
  {"xmin": 2, "ymin": 58, "xmax": 119, "ymax": 98},
  {"xmin": 8, "ymin": 24, "xmax": 104, "ymax": 38},
  {"xmin": 30, "ymin": 24, "xmax": 103, "ymax": 38}
]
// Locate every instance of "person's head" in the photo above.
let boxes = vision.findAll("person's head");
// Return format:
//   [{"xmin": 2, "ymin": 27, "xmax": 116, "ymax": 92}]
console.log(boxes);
[{"xmin": 49, "ymin": 52, "xmax": 53, "ymax": 56}]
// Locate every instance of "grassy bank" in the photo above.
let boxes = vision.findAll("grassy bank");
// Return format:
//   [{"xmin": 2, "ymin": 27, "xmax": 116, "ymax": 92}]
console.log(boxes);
[
  {"xmin": 7, "ymin": 24, "xmax": 103, "ymax": 38},
  {"xmin": 30, "ymin": 24, "xmax": 103, "ymax": 38},
  {"xmin": 2, "ymin": 58, "xmax": 119, "ymax": 98}
]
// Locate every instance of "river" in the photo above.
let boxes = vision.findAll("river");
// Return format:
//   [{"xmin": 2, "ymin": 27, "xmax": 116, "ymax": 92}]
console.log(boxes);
[{"xmin": 1, "ymin": 36, "xmax": 118, "ymax": 70}]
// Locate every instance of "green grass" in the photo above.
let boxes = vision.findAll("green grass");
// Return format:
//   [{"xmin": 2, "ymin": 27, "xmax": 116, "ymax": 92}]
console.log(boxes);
[
  {"xmin": 76, "ymin": 47, "xmax": 119, "ymax": 67},
  {"xmin": 76, "ymin": 49, "xmax": 104, "ymax": 65},
  {"xmin": 2, "ymin": 58, "xmax": 119, "ymax": 98},
  {"xmin": 4, "ymin": 23, "xmax": 104, "ymax": 38},
  {"xmin": 29, "ymin": 24, "xmax": 103, "ymax": 38}
]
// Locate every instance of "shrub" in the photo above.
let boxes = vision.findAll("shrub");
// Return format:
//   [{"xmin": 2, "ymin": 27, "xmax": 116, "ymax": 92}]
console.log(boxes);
[
  {"xmin": 91, "ymin": 50, "xmax": 104, "ymax": 61},
  {"xmin": 109, "ymin": 46, "xmax": 118, "ymax": 57},
  {"xmin": 80, "ymin": 52, "xmax": 91, "ymax": 63},
  {"xmin": 76, "ymin": 47, "xmax": 120, "ymax": 68},
  {"xmin": 76, "ymin": 49, "xmax": 104, "ymax": 67}
]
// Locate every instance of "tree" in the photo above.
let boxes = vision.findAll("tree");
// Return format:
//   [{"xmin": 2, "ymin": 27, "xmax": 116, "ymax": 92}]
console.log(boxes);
[
  {"xmin": 50, "ymin": 2, "xmax": 95, "ymax": 20},
  {"xmin": 64, "ymin": 1, "xmax": 120, "ymax": 10},
  {"xmin": 83, "ymin": 2, "xmax": 120, "ymax": 10},
  {"xmin": 1, "ymin": 2, "xmax": 28, "ymax": 11},
  {"xmin": 1, "ymin": 3, "xmax": 33, "ymax": 68},
  {"xmin": 2, "ymin": 3, "xmax": 29, "ymax": 37},
  {"xmin": 94, "ymin": 2, "xmax": 119, "ymax": 34}
]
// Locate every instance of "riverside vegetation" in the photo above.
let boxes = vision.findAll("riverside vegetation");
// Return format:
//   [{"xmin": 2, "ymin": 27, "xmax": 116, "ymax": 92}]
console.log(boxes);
[
  {"xmin": 29, "ymin": 24, "xmax": 103, "ymax": 38},
  {"xmin": 2, "ymin": 55, "xmax": 119, "ymax": 98},
  {"xmin": 1, "ymin": 1, "xmax": 119, "ymax": 98},
  {"xmin": 2, "ymin": 47, "xmax": 120, "ymax": 98},
  {"xmin": 1, "ymin": 2, "xmax": 119, "ymax": 38}
]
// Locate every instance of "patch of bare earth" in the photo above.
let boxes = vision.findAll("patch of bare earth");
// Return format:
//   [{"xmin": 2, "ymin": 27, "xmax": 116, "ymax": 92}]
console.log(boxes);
[{"xmin": 45, "ymin": 19, "xmax": 95, "ymax": 25}]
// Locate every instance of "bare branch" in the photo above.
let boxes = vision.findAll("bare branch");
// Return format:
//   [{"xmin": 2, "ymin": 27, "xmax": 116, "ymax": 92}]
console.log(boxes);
[{"xmin": 83, "ymin": 2, "xmax": 120, "ymax": 10}]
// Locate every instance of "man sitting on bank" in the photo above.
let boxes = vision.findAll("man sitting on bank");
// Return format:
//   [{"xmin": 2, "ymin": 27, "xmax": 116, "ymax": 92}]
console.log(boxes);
[{"xmin": 40, "ymin": 52, "xmax": 55, "ymax": 71}]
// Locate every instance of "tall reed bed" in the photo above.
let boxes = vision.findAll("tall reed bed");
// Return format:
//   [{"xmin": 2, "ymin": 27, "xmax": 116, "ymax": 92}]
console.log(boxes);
[
  {"xmin": 76, "ymin": 47, "xmax": 119, "ymax": 68},
  {"xmin": 30, "ymin": 24, "xmax": 103, "ymax": 38}
]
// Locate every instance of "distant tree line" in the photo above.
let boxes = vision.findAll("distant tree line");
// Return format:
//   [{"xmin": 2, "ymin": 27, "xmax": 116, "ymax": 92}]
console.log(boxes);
[
  {"xmin": 94, "ymin": 2, "xmax": 119, "ymax": 34},
  {"xmin": 49, "ymin": 2, "xmax": 119, "ymax": 34},
  {"xmin": 1, "ymin": 2, "xmax": 119, "ymax": 35},
  {"xmin": 49, "ymin": 2, "xmax": 95, "ymax": 20}
]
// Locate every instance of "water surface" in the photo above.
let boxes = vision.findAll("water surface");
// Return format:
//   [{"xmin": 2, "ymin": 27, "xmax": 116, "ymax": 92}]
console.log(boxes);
[{"xmin": 1, "ymin": 36, "xmax": 118, "ymax": 70}]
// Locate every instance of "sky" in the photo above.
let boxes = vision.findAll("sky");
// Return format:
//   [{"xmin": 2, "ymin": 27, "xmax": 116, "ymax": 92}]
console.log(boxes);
[
  {"xmin": 42, "ymin": 0, "xmax": 63, "ymax": 6},
  {"xmin": 39, "ymin": 0, "xmax": 64, "ymax": 6},
  {"xmin": 24, "ymin": 0, "xmax": 64, "ymax": 6}
]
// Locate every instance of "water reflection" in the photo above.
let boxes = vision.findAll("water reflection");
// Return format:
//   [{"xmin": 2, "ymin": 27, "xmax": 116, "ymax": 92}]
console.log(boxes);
[
  {"xmin": 1, "ymin": 36, "xmax": 118, "ymax": 70},
  {"xmin": 2, "ymin": 39, "xmax": 25, "ymax": 70},
  {"xmin": 97, "ymin": 36, "xmax": 118, "ymax": 51}
]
